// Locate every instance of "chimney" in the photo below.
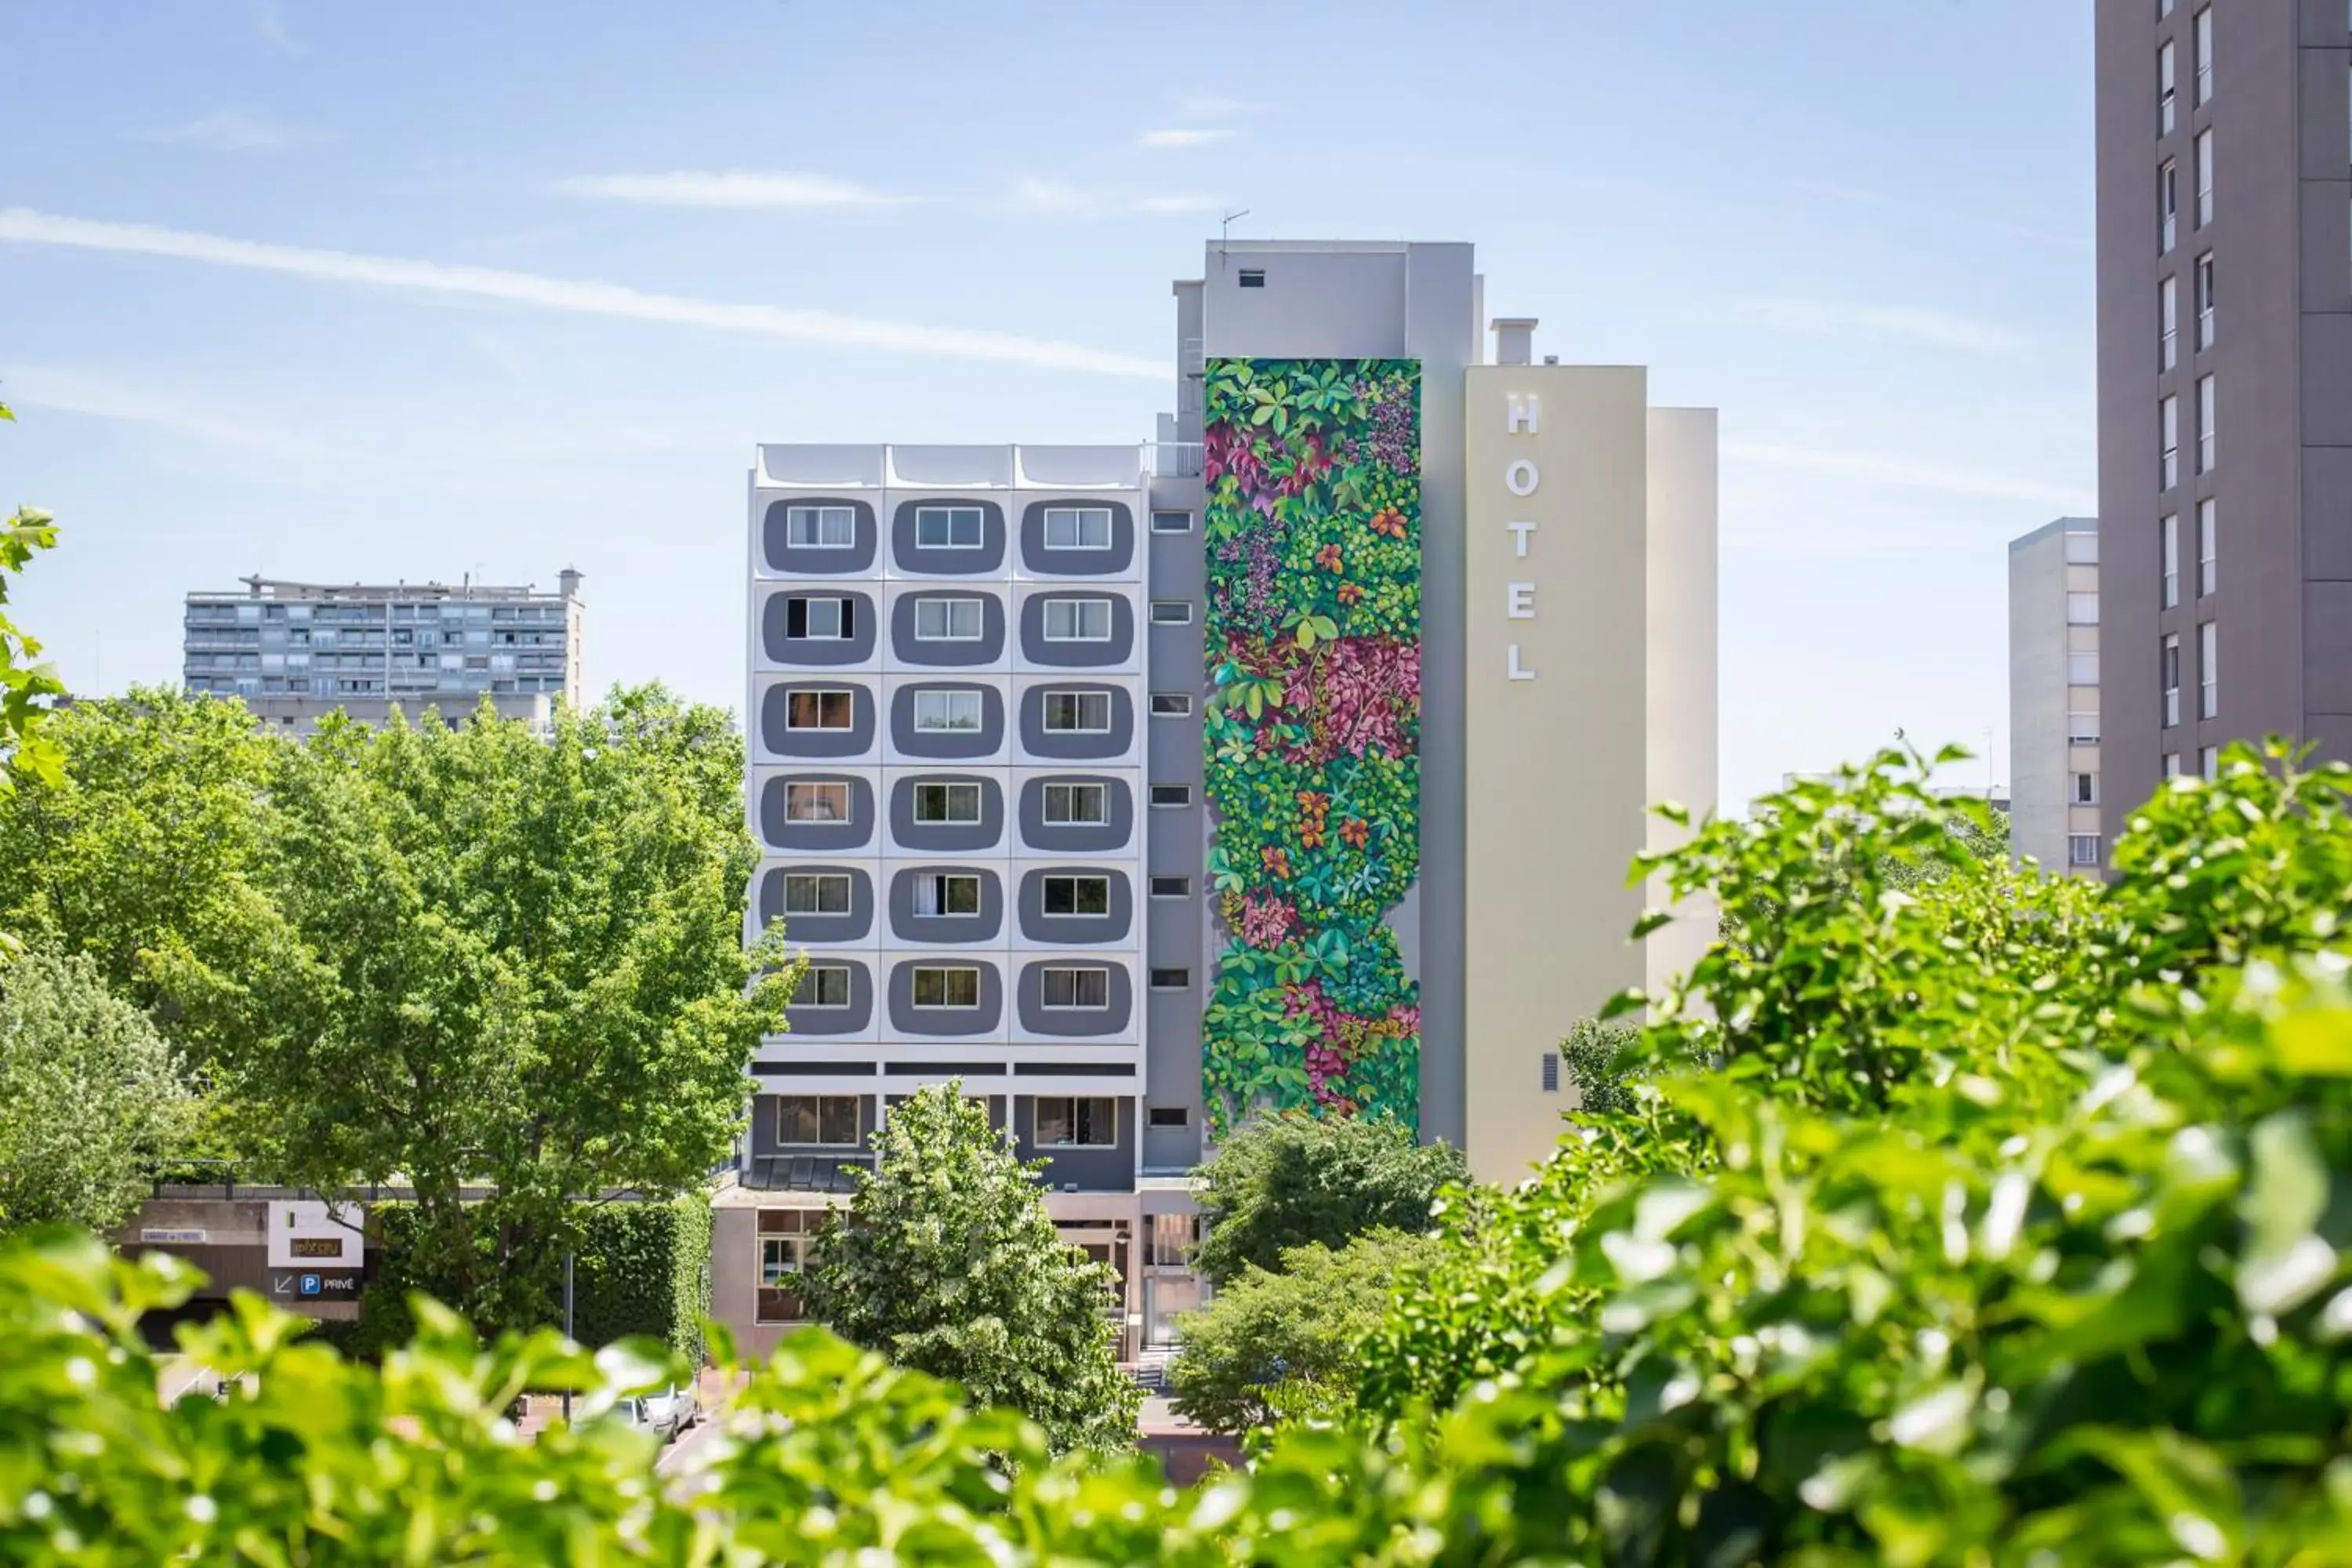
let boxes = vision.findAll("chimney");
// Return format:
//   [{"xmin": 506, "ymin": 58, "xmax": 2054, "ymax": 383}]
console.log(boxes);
[
  {"xmin": 1490, "ymin": 317, "xmax": 1538, "ymax": 367},
  {"xmin": 558, "ymin": 568, "xmax": 583, "ymax": 601}
]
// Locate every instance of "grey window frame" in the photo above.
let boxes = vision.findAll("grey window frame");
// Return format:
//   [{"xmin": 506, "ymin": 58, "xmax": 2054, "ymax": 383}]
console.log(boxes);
[
  {"xmin": 912, "ymin": 782, "xmax": 982, "ymax": 823},
  {"xmin": 913, "ymin": 506, "xmax": 984, "ymax": 550},
  {"xmin": 1040, "ymin": 966, "xmax": 1110, "ymax": 1009},
  {"xmin": 786, "ymin": 505, "xmax": 855, "ymax": 547},
  {"xmin": 1041, "ymin": 874, "xmax": 1111, "ymax": 916},
  {"xmin": 911, "ymin": 966, "xmax": 981, "ymax": 1009},
  {"xmin": 1042, "ymin": 506, "xmax": 1113, "ymax": 550}
]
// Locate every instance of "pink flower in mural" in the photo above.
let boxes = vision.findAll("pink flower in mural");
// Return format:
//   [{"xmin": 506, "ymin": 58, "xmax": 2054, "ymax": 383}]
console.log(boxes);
[{"xmin": 1240, "ymin": 893, "xmax": 1299, "ymax": 949}]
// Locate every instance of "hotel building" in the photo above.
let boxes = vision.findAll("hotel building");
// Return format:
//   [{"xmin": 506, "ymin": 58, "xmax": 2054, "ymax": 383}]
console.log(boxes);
[{"xmin": 714, "ymin": 239, "xmax": 1718, "ymax": 1357}]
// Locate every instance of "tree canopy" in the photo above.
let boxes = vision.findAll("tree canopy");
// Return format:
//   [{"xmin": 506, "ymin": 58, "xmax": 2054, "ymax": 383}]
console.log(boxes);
[
  {"xmin": 800, "ymin": 1083, "xmax": 1140, "ymax": 1454},
  {"xmin": 0, "ymin": 397, "xmax": 66, "ymax": 794},
  {"xmin": 0, "ymin": 947, "xmax": 193, "ymax": 1234},
  {"xmin": 0, "ymin": 684, "xmax": 791, "ymax": 1333},
  {"xmin": 10, "ymin": 742, "xmax": 2352, "ymax": 1562},
  {"xmin": 1189, "ymin": 1109, "xmax": 1465, "ymax": 1287},
  {"xmin": 242, "ymin": 688, "xmax": 793, "ymax": 1333},
  {"xmin": 1167, "ymin": 1226, "xmax": 1441, "ymax": 1436}
]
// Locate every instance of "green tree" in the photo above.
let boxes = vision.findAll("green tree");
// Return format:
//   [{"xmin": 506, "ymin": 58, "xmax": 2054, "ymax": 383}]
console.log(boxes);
[
  {"xmin": 0, "ymin": 947, "xmax": 194, "ymax": 1232},
  {"xmin": 1557, "ymin": 1015, "xmax": 1639, "ymax": 1116},
  {"xmin": 13, "ymin": 745, "xmax": 2352, "ymax": 1560},
  {"xmin": 234, "ymin": 688, "xmax": 792, "ymax": 1335},
  {"xmin": 0, "ymin": 688, "xmax": 305, "ymax": 1095},
  {"xmin": 1167, "ymin": 1227, "xmax": 1439, "ymax": 1436},
  {"xmin": 801, "ymin": 1082, "xmax": 1140, "ymax": 1454},
  {"xmin": 0, "ymin": 397, "xmax": 67, "ymax": 795},
  {"xmin": 1189, "ymin": 1109, "xmax": 1465, "ymax": 1287}
]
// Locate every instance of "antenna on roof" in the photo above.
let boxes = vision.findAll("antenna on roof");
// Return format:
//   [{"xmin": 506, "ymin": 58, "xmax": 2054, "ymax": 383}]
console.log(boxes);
[{"xmin": 1218, "ymin": 209, "xmax": 1250, "ymax": 259}]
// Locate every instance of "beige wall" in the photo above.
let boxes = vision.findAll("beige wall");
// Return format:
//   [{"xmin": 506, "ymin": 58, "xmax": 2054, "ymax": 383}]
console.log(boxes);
[
  {"xmin": 1461, "ymin": 367, "xmax": 1653, "ymax": 1185},
  {"xmin": 1643, "ymin": 408, "xmax": 1721, "ymax": 998}
]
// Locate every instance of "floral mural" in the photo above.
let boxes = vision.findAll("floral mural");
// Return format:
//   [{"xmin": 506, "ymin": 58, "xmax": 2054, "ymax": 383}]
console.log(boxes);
[{"xmin": 1200, "ymin": 358, "xmax": 1421, "ymax": 1134}]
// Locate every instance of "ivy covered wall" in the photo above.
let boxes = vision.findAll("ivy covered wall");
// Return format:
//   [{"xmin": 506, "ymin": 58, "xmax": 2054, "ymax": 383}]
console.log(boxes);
[{"xmin": 1200, "ymin": 358, "xmax": 1422, "ymax": 1134}]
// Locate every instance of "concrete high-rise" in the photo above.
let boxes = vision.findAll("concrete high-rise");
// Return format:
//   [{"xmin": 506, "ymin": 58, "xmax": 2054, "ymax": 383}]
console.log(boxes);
[
  {"xmin": 183, "ymin": 572, "xmax": 585, "ymax": 735},
  {"xmin": 2008, "ymin": 517, "xmax": 2104, "ymax": 875},
  {"xmin": 717, "ymin": 239, "xmax": 1718, "ymax": 1358},
  {"xmin": 2096, "ymin": 3, "xmax": 2352, "ymax": 824}
]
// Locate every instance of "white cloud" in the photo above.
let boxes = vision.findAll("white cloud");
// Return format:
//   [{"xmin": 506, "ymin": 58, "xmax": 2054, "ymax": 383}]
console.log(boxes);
[
  {"xmin": 137, "ymin": 108, "xmax": 308, "ymax": 152},
  {"xmin": 1011, "ymin": 178, "xmax": 1094, "ymax": 213},
  {"xmin": 1010, "ymin": 182, "xmax": 1219, "ymax": 217},
  {"xmin": 551, "ymin": 170, "xmax": 909, "ymax": 209},
  {"xmin": 1138, "ymin": 128, "xmax": 1235, "ymax": 149},
  {"xmin": 244, "ymin": 0, "xmax": 305, "ymax": 56},
  {"xmin": 1, "ymin": 365, "xmax": 341, "ymax": 459},
  {"xmin": 1723, "ymin": 440, "xmax": 2092, "ymax": 511},
  {"xmin": 1737, "ymin": 299, "xmax": 2034, "ymax": 357},
  {"xmin": 0, "ymin": 207, "xmax": 1166, "ymax": 379}
]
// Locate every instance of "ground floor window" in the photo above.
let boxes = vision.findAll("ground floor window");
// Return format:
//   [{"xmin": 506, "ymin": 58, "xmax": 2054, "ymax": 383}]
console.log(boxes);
[
  {"xmin": 1033, "ymin": 1095, "xmax": 1118, "ymax": 1147},
  {"xmin": 756, "ymin": 1210, "xmax": 822, "ymax": 1324}
]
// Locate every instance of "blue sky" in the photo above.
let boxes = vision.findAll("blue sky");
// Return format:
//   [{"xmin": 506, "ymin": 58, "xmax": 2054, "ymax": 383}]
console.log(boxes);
[{"xmin": 0, "ymin": 1, "xmax": 2093, "ymax": 811}]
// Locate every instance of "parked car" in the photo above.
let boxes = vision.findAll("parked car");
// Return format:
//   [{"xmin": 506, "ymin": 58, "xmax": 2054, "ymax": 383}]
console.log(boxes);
[{"xmin": 615, "ymin": 1383, "xmax": 699, "ymax": 1439}]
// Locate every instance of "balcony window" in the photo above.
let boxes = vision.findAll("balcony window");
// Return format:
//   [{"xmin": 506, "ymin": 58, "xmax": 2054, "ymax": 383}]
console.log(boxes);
[
  {"xmin": 913, "ymin": 506, "xmax": 983, "ymax": 550},
  {"xmin": 2193, "ymin": 6, "xmax": 2211, "ymax": 104},
  {"xmin": 1042, "ymin": 598, "xmax": 1113, "ymax": 641},
  {"xmin": 1040, "ymin": 967, "xmax": 1110, "ymax": 1009},
  {"xmin": 1042, "ymin": 507, "xmax": 1112, "ymax": 550},
  {"xmin": 1041, "ymin": 691, "xmax": 1111, "ymax": 732},
  {"xmin": 913, "ymin": 597, "xmax": 985, "ymax": 641},
  {"xmin": 911, "ymin": 873, "xmax": 981, "ymax": 916},
  {"xmin": 912, "ymin": 690, "xmax": 983, "ymax": 731},
  {"xmin": 2198, "ymin": 498, "xmax": 2216, "ymax": 594},
  {"xmin": 2196, "ymin": 375, "xmax": 2215, "ymax": 473},
  {"xmin": 912, "ymin": 966, "xmax": 981, "ymax": 1008},
  {"xmin": 2161, "ymin": 513, "xmax": 2180, "ymax": 608},
  {"xmin": 2162, "ymin": 633, "xmax": 2182, "ymax": 728},
  {"xmin": 786, "ymin": 689, "xmax": 855, "ymax": 731},
  {"xmin": 2199, "ymin": 619, "xmax": 2217, "ymax": 718},
  {"xmin": 784, "ymin": 782, "xmax": 851, "ymax": 822},
  {"xmin": 2194, "ymin": 129, "xmax": 2213, "ymax": 227},
  {"xmin": 786, "ymin": 506, "xmax": 854, "ymax": 547}
]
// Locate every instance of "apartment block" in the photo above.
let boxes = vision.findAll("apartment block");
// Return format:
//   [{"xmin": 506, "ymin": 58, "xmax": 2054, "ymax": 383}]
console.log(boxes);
[
  {"xmin": 717, "ymin": 239, "xmax": 1718, "ymax": 1359},
  {"xmin": 2096, "ymin": 2, "xmax": 2352, "ymax": 824},
  {"xmin": 2009, "ymin": 517, "xmax": 2105, "ymax": 875},
  {"xmin": 183, "ymin": 572, "xmax": 584, "ymax": 735}
]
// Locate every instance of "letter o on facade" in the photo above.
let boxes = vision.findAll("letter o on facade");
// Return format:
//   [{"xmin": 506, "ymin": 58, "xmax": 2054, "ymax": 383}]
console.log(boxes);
[{"xmin": 1504, "ymin": 459, "xmax": 1541, "ymax": 497}]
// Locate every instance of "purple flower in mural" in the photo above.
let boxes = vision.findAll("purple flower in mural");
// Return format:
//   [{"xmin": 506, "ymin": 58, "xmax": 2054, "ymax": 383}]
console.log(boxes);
[{"xmin": 1357, "ymin": 379, "xmax": 1418, "ymax": 478}]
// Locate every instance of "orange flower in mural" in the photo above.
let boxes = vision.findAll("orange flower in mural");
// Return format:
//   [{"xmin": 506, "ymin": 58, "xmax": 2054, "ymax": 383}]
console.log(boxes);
[
  {"xmin": 1367, "ymin": 506, "xmax": 1407, "ymax": 539},
  {"xmin": 1314, "ymin": 543, "xmax": 1343, "ymax": 573},
  {"xmin": 1336, "ymin": 581, "xmax": 1363, "ymax": 604},
  {"xmin": 1340, "ymin": 818, "xmax": 1370, "ymax": 848},
  {"xmin": 1295, "ymin": 790, "xmax": 1329, "ymax": 811},
  {"xmin": 1261, "ymin": 844, "xmax": 1291, "ymax": 879}
]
